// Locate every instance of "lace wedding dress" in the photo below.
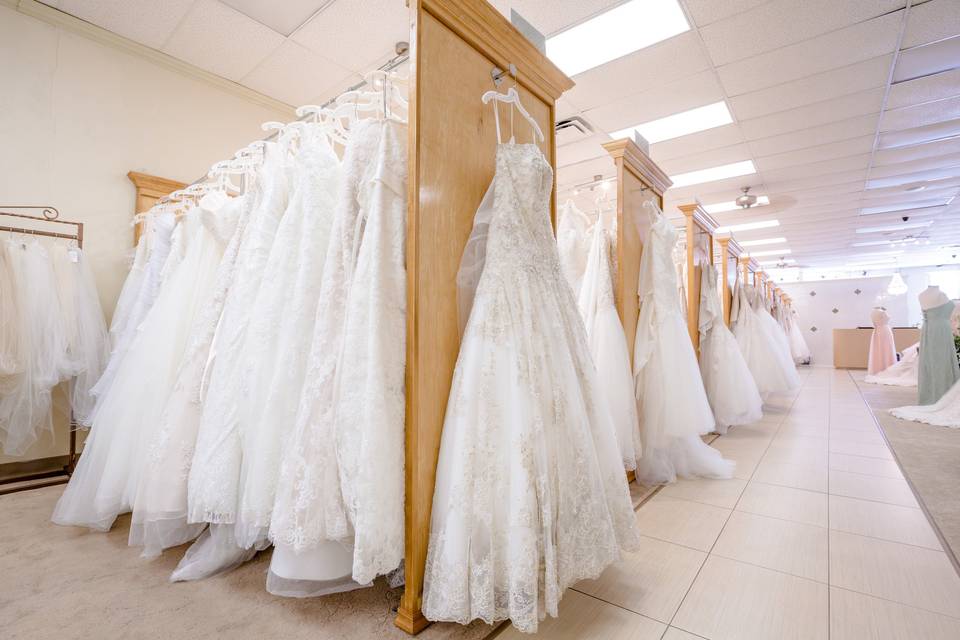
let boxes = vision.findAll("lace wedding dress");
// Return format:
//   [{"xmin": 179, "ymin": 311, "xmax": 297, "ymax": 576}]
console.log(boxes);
[
  {"xmin": 731, "ymin": 283, "xmax": 800, "ymax": 396},
  {"xmin": 556, "ymin": 200, "xmax": 592, "ymax": 294},
  {"xmin": 421, "ymin": 141, "xmax": 638, "ymax": 634},
  {"xmin": 865, "ymin": 342, "xmax": 919, "ymax": 387},
  {"xmin": 269, "ymin": 119, "xmax": 407, "ymax": 595},
  {"xmin": 577, "ymin": 218, "xmax": 639, "ymax": 468},
  {"xmin": 699, "ymin": 264, "xmax": 762, "ymax": 433},
  {"xmin": 632, "ymin": 205, "xmax": 734, "ymax": 484}
]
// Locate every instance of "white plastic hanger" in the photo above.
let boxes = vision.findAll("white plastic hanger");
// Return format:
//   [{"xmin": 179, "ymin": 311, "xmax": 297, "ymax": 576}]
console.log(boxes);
[{"xmin": 480, "ymin": 87, "xmax": 544, "ymax": 145}]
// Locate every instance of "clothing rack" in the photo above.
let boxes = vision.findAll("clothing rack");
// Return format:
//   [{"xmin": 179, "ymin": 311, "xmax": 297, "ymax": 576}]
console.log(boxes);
[{"xmin": 0, "ymin": 206, "xmax": 83, "ymax": 495}]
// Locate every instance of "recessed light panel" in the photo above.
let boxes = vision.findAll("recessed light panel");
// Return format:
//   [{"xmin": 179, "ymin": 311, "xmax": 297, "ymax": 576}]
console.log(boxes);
[
  {"xmin": 715, "ymin": 219, "xmax": 780, "ymax": 233},
  {"xmin": 611, "ymin": 102, "xmax": 733, "ymax": 144},
  {"xmin": 670, "ymin": 160, "xmax": 757, "ymax": 188},
  {"xmin": 740, "ymin": 237, "xmax": 786, "ymax": 247},
  {"xmin": 759, "ymin": 258, "xmax": 796, "ymax": 265},
  {"xmin": 546, "ymin": 0, "xmax": 690, "ymax": 76},
  {"xmin": 748, "ymin": 248, "xmax": 792, "ymax": 257},
  {"xmin": 893, "ymin": 35, "xmax": 960, "ymax": 83},
  {"xmin": 703, "ymin": 195, "xmax": 770, "ymax": 214}
]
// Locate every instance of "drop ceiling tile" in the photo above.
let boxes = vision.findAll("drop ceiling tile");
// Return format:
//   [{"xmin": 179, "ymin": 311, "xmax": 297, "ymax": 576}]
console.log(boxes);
[
  {"xmin": 878, "ymin": 118, "xmax": 960, "ymax": 148},
  {"xmin": 888, "ymin": 68, "xmax": 960, "ymax": 111},
  {"xmin": 894, "ymin": 35, "xmax": 960, "ymax": 83},
  {"xmin": 869, "ymin": 151, "xmax": 960, "ymax": 179},
  {"xmin": 658, "ymin": 143, "xmax": 753, "ymax": 176},
  {"xmin": 760, "ymin": 154, "xmax": 873, "ymax": 184},
  {"xmin": 684, "ymin": 0, "xmax": 768, "ymax": 27},
  {"xmin": 292, "ymin": 0, "xmax": 408, "ymax": 73},
  {"xmin": 556, "ymin": 155, "xmax": 616, "ymax": 189},
  {"xmin": 650, "ymin": 123, "xmax": 745, "ymax": 162},
  {"xmin": 556, "ymin": 95, "xmax": 583, "ymax": 120},
  {"xmin": 880, "ymin": 95, "xmax": 960, "ymax": 132},
  {"xmin": 867, "ymin": 166, "xmax": 960, "ymax": 189},
  {"xmin": 765, "ymin": 169, "xmax": 869, "ymax": 194},
  {"xmin": 508, "ymin": 0, "xmax": 624, "ymax": 36},
  {"xmin": 740, "ymin": 89, "xmax": 884, "ymax": 141},
  {"xmin": 902, "ymin": 0, "xmax": 960, "ymax": 49},
  {"xmin": 556, "ymin": 133, "xmax": 610, "ymax": 166},
  {"xmin": 666, "ymin": 174, "xmax": 761, "ymax": 203},
  {"xmin": 221, "ymin": 0, "xmax": 331, "ymax": 36},
  {"xmin": 163, "ymin": 0, "xmax": 284, "ymax": 82},
  {"xmin": 728, "ymin": 55, "xmax": 892, "ymax": 122},
  {"xmin": 564, "ymin": 31, "xmax": 711, "ymax": 111},
  {"xmin": 700, "ymin": 0, "xmax": 904, "ymax": 67},
  {"xmin": 748, "ymin": 115, "xmax": 880, "ymax": 157},
  {"xmin": 241, "ymin": 40, "xmax": 355, "ymax": 107},
  {"xmin": 584, "ymin": 70, "xmax": 724, "ymax": 133},
  {"xmin": 57, "ymin": 0, "xmax": 195, "ymax": 49},
  {"xmin": 716, "ymin": 11, "xmax": 902, "ymax": 96},
  {"xmin": 756, "ymin": 136, "xmax": 877, "ymax": 172}
]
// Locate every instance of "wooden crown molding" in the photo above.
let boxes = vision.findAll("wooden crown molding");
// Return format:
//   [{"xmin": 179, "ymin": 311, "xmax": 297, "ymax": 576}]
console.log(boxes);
[
  {"xmin": 11, "ymin": 0, "xmax": 295, "ymax": 116},
  {"xmin": 127, "ymin": 171, "xmax": 186, "ymax": 198},
  {"xmin": 677, "ymin": 202, "xmax": 720, "ymax": 234},
  {"xmin": 717, "ymin": 234, "xmax": 744, "ymax": 258},
  {"xmin": 421, "ymin": 0, "xmax": 573, "ymax": 103},
  {"xmin": 602, "ymin": 138, "xmax": 672, "ymax": 196}
]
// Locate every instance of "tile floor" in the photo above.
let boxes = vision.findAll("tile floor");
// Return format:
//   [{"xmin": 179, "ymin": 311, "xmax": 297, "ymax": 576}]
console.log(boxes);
[{"xmin": 497, "ymin": 368, "xmax": 960, "ymax": 640}]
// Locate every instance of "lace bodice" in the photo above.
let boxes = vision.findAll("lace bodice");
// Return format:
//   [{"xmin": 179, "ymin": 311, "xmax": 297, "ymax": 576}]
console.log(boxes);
[{"xmin": 639, "ymin": 211, "xmax": 684, "ymax": 321}]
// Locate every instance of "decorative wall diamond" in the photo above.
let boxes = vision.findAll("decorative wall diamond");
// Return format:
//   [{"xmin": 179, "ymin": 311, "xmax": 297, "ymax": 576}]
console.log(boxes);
[
  {"xmin": 832, "ymin": 308, "xmax": 839, "ymax": 314},
  {"xmin": 811, "ymin": 326, "xmax": 818, "ymax": 332},
  {"xmin": 854, "ymin": 288, "xmax": 862, "ymax": 295},
  {"xmin": 810, "ymin": 291, "xmax": 817, "ymax": 296}
]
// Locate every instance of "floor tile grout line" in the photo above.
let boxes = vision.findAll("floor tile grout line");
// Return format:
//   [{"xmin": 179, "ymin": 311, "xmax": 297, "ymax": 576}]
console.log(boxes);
[
  {"xmin": 827, "ymin": 373, "xmax": 833, "ymax": 639},
  {"xmin": 566, "ymin": 585, "xmax": 673, "ymax": 627},
  {"xmin": 829, "ymin": 582, "xmax": 960, "ymax": 623}
]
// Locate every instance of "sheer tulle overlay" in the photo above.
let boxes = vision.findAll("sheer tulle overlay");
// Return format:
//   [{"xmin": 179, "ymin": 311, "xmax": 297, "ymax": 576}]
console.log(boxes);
[{"xmin": 731, "ymin": 283, "xmax": 800, "ymax": 397}]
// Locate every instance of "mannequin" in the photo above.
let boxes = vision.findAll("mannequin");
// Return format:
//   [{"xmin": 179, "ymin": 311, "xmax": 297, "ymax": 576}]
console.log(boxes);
[
  {"xmin": 867, "ymin": 306, "xmax": 896, "ymax": 375},
  {"xmin": 919, "ymin": 285, "xmax": 949, "ymax": 310}
]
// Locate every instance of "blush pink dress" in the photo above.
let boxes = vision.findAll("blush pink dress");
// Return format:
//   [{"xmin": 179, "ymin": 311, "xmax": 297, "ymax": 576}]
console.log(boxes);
[{"xmin": 867, "ymin": 308, "xmax": 896, "ymax": 375}]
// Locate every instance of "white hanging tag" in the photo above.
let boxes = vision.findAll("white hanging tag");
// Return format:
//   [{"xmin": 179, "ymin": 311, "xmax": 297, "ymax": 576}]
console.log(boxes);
[{"xmin": 68, "ymin": 248, "xmax": 80, "ymax": 263}]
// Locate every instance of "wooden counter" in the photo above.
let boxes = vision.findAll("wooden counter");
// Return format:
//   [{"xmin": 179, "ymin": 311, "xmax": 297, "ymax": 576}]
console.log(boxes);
[{"xmin": 832, "ymin": 327, "xmax": 922, "ymax": 369}]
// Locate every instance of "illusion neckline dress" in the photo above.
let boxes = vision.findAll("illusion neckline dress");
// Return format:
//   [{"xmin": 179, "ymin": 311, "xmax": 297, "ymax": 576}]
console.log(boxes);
[{"xmin": 422, "ymin": 141, "xmax": 638, "ymax": 633}]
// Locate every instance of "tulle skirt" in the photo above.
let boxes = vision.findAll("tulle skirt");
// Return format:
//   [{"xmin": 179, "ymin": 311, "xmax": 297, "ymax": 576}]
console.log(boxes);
[
  {"xmin": 735, "ymin": 309, "xmax": 800, "ymax": 396},
  {"xmin": 788, "ymin": 319, "xmax": 811, "ymax": 364},
  {"xmin": 700, "ymin": 323, "xmax": 764, "ymax": 433}
]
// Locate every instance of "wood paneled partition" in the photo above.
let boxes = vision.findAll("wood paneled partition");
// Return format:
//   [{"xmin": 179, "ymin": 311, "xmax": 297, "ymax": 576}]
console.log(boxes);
[
  {"xmin": 399, "ymin": 0, "xmax": 572, "ymax": 632},
  {"xmin": 677, "ymin": 203, "xmax": 718, "ymax": 355},
  {"xmin": 717, "ymin": 235, "xmax": 743, "ymax": 327},
  {"xmin": 601, "ymin": 138, "xmax": 671, "ymax": 364}
]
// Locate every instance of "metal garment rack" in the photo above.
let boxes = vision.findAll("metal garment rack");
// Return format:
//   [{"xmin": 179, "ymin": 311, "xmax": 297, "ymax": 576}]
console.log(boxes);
[{"xmin": 0, "ymin": 206, "xmax": 83, "ymax": 495}]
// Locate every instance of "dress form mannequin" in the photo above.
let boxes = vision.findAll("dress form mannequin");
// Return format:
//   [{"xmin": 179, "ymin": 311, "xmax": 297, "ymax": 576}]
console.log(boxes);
[
  {"xmin": 868, "ymin": 307, "xmax": 896, "ymax": 375},
  {"xmin": 920, "ymin": 285, "xmax": 949, "ymax": 310}
]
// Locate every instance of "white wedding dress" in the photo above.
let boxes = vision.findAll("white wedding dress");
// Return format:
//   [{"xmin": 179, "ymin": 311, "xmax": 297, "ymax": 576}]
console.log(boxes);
[
  {"xmin": 787, "ymin": 308, "xmax": 812, "ymax": 364},
  {"xmin": 234, "ymin": 125, "xmax": 341, "ymax": 550},
  {"xmin": 577, "ymin": 218, "xmax": 639, "ymax": 469},
  {"xmin": 556, "ymin": 200, "xmax": 592, "ymax": 294},
  {"xmin": 0, "ymin": 240, "xmax": 23, "ymax": 383},
  {"xmin": 421, "ymin": 139, "xmax": 638, "ymax": 634},
  {"xmin": 632, "ymin": 205, "xmax": 734, "ymax": 485},
  {"xmin": 865, "ymin": 342, "xmax": 919, "ymax": 387},
  {"xmin": 731, "ymin": 283, "xmax": 800, "ymax": 396},
  {"xmin": 890, "ymin": 376, "xmax": 960, "ymax": 427},
  {"xmin": 698, "ymin": 264, "xmax": 763, "ymax": 433},
  {"xmin": 269, "ymin": 118, "xmax": 407, "ymax": 596},
  {"xmin": 53, "ymin": 207, "xmax": 228, "ymax": 532}
]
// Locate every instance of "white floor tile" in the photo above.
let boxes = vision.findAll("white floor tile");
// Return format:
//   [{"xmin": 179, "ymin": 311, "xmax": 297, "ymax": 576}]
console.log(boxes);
[
  {"xmin": 828, "ymin": 452, "xmax": 903, "ymax": 479},
  {"xmin": 761, "ymin": 446, "xmax": 829, "ymax": 468},
  {"xmin": 830, "ymin": 587, "xmax": 960, "ymax": 640},
  {"xmin": 829, "ymin": 495, "xmax": 941, "ymax": 550},
  {"xmin": 829, "ymin": 530, "xmax": 960, "ymax": 618},
  {"xmin": 672, "ymin": 556, "xmax": 828, "ymax": 640},
  {"xmin": 829, "ymin": 428, "xmax": 884, "ymax": 444},
  {"xmin": 712, "ymin": 511, "xmax": 828, "ymax": 582},
  {"xmin": 633, "ymin": 496, "xmax": 730, "ymax": 552},
  {"xmin": 658, "ymin": 478, "xmax": 747, "ymax": 509},
  {"xmin": 574, "ymin": 536, "xmax": 706, "ymax": 623},
  {"xmin": 737, "ymin": 482, "xmax": 828, "ymax": 527},
  {"xmin": 829, "ymin": 470, "xmax": 919, "ymax": 507},
  {"xmin": 752, "ymin": 458, "xmax": 828, "ymax": 493},
  {"xmin": 828, "ymin": 440, "xmax": 894, "ymax": 460},
  {"xmin": 662, "ymin": 628, "xmax": 705, "ymax": 640}
]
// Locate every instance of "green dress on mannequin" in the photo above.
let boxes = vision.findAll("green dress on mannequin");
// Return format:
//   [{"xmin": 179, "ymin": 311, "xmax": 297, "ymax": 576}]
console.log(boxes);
[{"xmin": 918, "ymin": 299, "xmax": 959, "ymax": 405}]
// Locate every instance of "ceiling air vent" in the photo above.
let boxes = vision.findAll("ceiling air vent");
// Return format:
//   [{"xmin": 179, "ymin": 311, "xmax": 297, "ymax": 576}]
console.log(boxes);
[{"xmin": 555, "ymin": 116, "xmax": 594, "ymax": 146}]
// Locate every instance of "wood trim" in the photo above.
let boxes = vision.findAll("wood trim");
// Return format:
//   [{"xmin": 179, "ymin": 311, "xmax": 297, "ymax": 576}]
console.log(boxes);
[
  {"xmin": 602, "ymin": 138, "xmax": 672, "ymax": 195},
  {"xmin": 677, "ymin": 202, "xmax": 715, "ymax": 353},
  {"xmin": 127, "ymin": 171, "xmax": 186, "ymax": 245}
]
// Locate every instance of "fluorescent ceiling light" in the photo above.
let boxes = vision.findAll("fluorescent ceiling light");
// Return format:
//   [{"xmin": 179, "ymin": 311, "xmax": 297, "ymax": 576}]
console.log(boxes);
[
  {"xmin": 703, "ymin": 195, "xmax": 770, "ymax": 214},
  {"xmin": 715, "ymin": 219, "xmax": 780, "ymax": 233},
  {"xmin": 748, "ymin": 248, "xmax": 792, "ymax": 257},
  {"xmin": 855, "ymin": 221, "xmax": 934, "ymax": 234},
  {"xmin": 546, "ymin": 0, "xmax": 690, "ymax": 76},
  {"xmin": 759, "ymin": 258, "xmax": 796, "ymax": 266},
  {"xmin": 860, "ymin": 201, "xmax": 947, "ymax": 215},
  {"xmin": 893, "ymin": 34, "xmax": 960, "ymax": 83},
  {"xmin": 611, "ymin": 102, "xmax": 733, "ymax": 144},
  {"xmin": 740, "ymin": 237, "xmax": 786, "ymax": 247},
  {"xmin": 670, "ymin": 160, "xmax": 756, "ymax": 188},
  {"xmin": 852, "ymin": 240, "xmax": 902, "ymax": 247}
]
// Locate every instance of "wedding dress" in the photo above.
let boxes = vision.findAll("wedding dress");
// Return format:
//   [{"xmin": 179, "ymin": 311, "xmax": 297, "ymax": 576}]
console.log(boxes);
[
  {"xmin": 269, "ymin": 118, "xmax": 407, "ymax": 595},
  {"xmin": 556, "ymin": 200, "xmax": 592, "ymax": 294},
  {"xmin": 127, "ymin": 191, "xmax": 245, "ymax": 557},
  {"xmin": 234, "ymin": 124, "xmax": 341, "ymax": 550},
  {"xmin": 788, "ymin": 308, "xmax": 811, "ymax": 364},
  {"xmin": 891, "ymin": 376, "xmax": 960, "ymax": 427},
  {"xmin": 106, "ymin": 216, "xmax": 151, "ymax": 349},
  {"xmin": 421, "ymin": 137, "xmax": 638, "ymax": 634},
  {"xmin": 632, "ymin": 205, "xmax": 734, "ymax": 484},
  {"xmin": 187, "ymin": 139, "xmax": 290, "ymax": 527},
  {"xmin": 50, "ymin": 245, "xmax": 109, "ymax": 427},
  {"xmin": 52, "ymin": 208, "xmax": 226, "ymax": 531},
  {"xmin": 698, "ymin": 264, "xmax": 763, "ymax": 433},
  {"xmin": 0, "ymin": 240, "xmax": 23, "ymax": 385},
  {"xmin": 865, "ymin": 342, "xmax": 919, "ymax": 387},
  {"xmin": 731, "ymin": 283, "xmax": 800, "ymax": 396},
  {"xmin": 0, "ymin": 240, "xmax": 68, "ymax": 455},
  {"xmin": 577, "ymin": 218, "xmax": 639, "ymax": 468}
]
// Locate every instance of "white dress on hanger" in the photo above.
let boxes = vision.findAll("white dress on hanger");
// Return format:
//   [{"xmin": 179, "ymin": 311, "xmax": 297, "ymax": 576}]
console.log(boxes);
[
  {"xmin": 788, "ymin": 309, "xmax": 811, "ymax": 364},
  {"xmin": 577, "ymin": 218, "xmax": 639, "ymax": 469},
  {"xmin": 556, "ymin": 200, "xmax": 592, "ymax": 295},
  {"xmin": 234, "ymin": 125, "xmax": 341, "ymax": 550},
  {"xmin": 52, "ymin": 208, "xmax": 227, "ymax": 531},
  {"xmin": 890, "ymin": 376, "xmax": 960, "ymax": 427},
  {"xmin": 865, "ymin": 342, "xmax": 919, "ymax": 387},
  {"xmin": 731, "ymin": 284, "xmax": 800, "ymax": 396},
  {"xmin": 269, "ymin": 118, "xmax": 407, "ymax": 595},
  {"xmin": 421, "ymin": 135, "xmax": 638, "ymax": 633},
  {"xmin": 50, "ymin": 245, "xmax": 109, "ymax": 427},
  {"xmin": 187, "ymin": 139, "xmax": 290, "ymax": 527},
  {"xmin": 127, "ymin": 191, "xmax": 245, "ymax": 557},
  {"xmin": 632, "ymin": 206, "xmax": 734, "ymax": 484},
  {"xmin": 107, "ymin": 216, "xmax": 151, "ymax": 349},
  {"xmin": 698, "ymin": 264, "xmax": 763, "ymax": 433},
  {"xmin": 0, "ymin": 240, "xmax": 23, "ymax": 383},
  {"xmin": 0, "ymin": 240, "xmax": 68, "ymax": 455}
]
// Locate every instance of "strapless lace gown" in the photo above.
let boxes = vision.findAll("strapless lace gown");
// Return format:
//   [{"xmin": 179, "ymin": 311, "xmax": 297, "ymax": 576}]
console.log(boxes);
[{"xmin": 421, "ymin": 143, "xmax": 638, "ymax": 634}]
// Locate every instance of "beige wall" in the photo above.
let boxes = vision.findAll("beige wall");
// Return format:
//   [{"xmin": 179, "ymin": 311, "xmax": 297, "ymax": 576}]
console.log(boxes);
[{"xmin": 0, "ymin": 4, "xmax": 291, "ymax": 464}]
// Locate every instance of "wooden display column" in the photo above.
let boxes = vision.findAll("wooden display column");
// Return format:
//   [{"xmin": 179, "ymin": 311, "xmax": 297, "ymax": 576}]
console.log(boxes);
[
  {"xmin": 127, "ymin": 171, "xmax": 186, "ymax": 245},
  {"xmin": 601, "ymin": 138, "xmax": 671, "ymax": 363},
  {"xmin": 677, "ymin": 203, "xmax": 718, "ymax": 354},
  {"xmin": 717, "ymin": 234, "xmax": 743, "ymax": 327},
  {"xmin": 399, "ymin": 0, "xmax": 572, "ymax": 633}
]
